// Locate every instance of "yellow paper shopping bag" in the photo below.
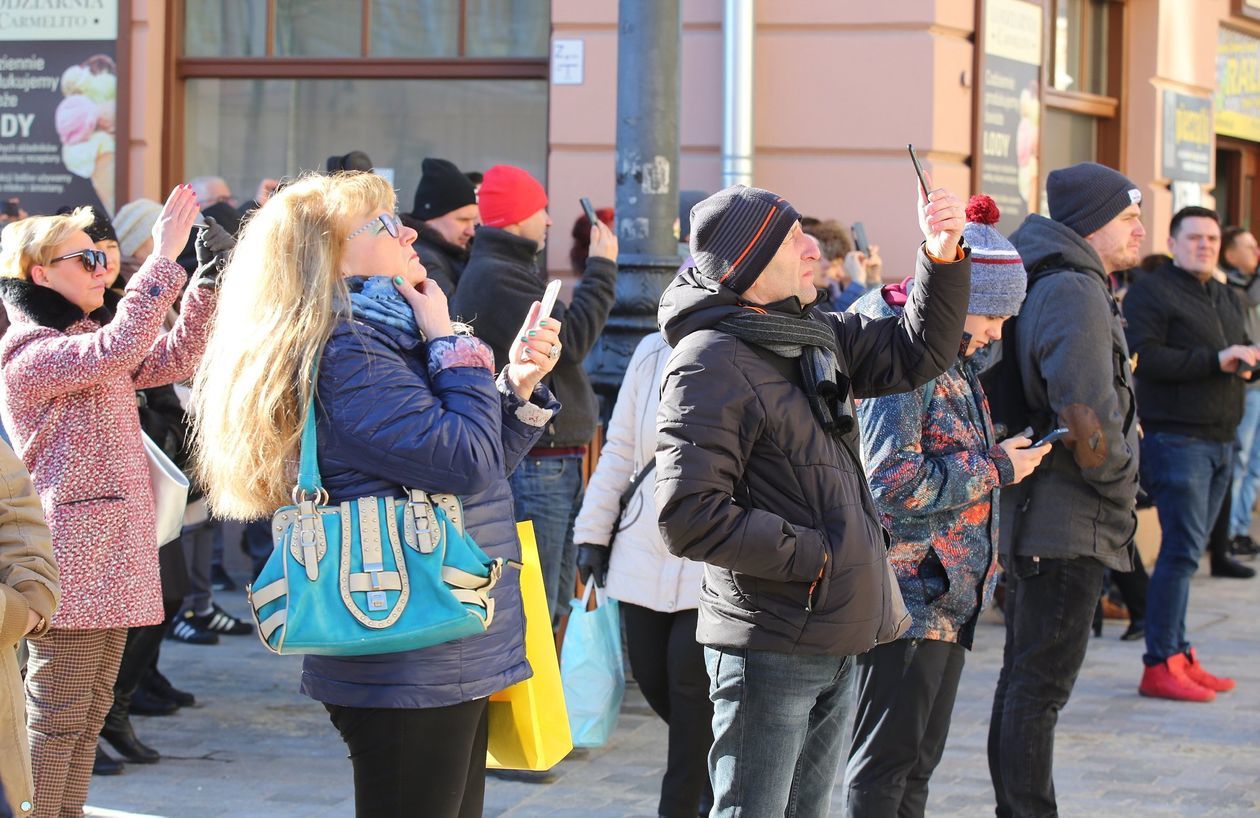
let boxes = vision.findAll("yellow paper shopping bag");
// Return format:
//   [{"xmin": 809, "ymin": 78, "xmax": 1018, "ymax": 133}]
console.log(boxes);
[{"xmin": 485, "ymin": 521, "xmax": 573, "ymax": 770}]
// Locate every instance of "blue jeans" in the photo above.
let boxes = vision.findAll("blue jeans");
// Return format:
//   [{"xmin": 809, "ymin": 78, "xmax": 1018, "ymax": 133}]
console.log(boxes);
[
  {"xmin": 706, "ymin": 646, "xmax": 854, "ymax": 818},
  {"xmin": 1229, "ymin": 389, "xmax": 1260, "ymax": 538},
  {"xmin": 510, "ymin": 454, "xmax": 584, "ymax": 624},
  {"xmin": 1140, "ymin": 432, "xmax": 1232, "ymax": 663}
]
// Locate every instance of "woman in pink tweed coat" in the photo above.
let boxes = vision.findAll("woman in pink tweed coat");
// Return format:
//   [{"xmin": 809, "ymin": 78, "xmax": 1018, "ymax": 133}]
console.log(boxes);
[{"xmin": 0, "ymin": 185, "xmax": 215, "ymax": 818}]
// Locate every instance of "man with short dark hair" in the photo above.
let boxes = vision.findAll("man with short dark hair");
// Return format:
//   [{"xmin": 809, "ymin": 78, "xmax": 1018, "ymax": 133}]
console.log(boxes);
[
  {"xmin": 401, "ymin": 157, "xmax": 480, "ymax": 298},
  {"xmin": 993, "ymin": 161, "xmax": 1144, "ymax": 816},
  {"xmin": 1123, "ymin": 205, "xmax": 1255, "ymax": 702},
  {"xmin": 656, "ymin": 180, "xmax": 970, "ymax": 818}
]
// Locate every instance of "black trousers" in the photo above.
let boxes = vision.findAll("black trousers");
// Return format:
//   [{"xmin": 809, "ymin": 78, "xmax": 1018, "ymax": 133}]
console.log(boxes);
[
  {"xmin": 325, "ymin": 698, "xmax": 488, "ymax": 818},
  {"xmin": 843, "ymin": 638, "xmax": 966, "ymax": 818},
  {"xmin": 622, "ymin": 604, "xmax": 713, "ymax": 818},
  {"xmin": 988, "ymin": 556, "xmax": 1105, "ymax": 818},
  {"xmin": 111, "ymin": 542, "xmax": 188, "ymax": 713}
]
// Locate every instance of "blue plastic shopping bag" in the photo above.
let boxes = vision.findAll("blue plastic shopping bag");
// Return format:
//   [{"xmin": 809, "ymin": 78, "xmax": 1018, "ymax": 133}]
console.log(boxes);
[{"xmin": 560, "ymin": 585, "xmax": 625, "ymax": 747}]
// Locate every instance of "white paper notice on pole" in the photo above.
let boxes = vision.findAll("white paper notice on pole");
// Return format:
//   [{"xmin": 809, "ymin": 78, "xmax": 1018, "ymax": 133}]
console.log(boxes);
[
  {"xmin": 552, "ymin": 39, "xmax": 584, "ymax": 85},
  {"xmin": 1171, "ymin": 180, "xmax": 1203, "ymax": 213}
]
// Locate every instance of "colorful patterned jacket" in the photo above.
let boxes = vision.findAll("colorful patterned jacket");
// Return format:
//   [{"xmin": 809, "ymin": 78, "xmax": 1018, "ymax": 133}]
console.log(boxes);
[{"xmin": 850, "ymin": 282, "xmax": 1014, "ymax": 647}]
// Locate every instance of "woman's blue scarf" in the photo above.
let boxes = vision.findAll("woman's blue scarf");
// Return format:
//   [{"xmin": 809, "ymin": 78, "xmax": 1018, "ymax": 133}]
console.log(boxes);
[{"xmin": 347, "ymin": 276, "xmax": 423, "ymax": 340}]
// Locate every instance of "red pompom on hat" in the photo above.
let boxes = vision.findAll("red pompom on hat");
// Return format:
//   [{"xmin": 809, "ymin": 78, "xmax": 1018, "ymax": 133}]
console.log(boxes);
[
  {"xmin": 478, "ymin": 164, "xmax": 549, "ymax": 228},
  {"xmin": 965, "ymin": 194, "xmax": 1000, "ymax": 225},
  {"xmin": 961, "ymin": 192, "xmax": 1027, "ymax": 316}
]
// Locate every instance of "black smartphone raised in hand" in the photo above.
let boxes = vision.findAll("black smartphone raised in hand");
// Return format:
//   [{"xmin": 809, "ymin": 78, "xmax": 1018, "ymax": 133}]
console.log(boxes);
[
  {"xmin": 2, "ymin": 198, "xmax": 19, "ymax": 218},
  {"xmin": 579, "ymin": 197, "xmax": 598, "ymax": 226},
  {"xmin": 852, "ymin": 222, "xmax": 870, "ymax": 255},
  {"xmin": 907, "ymin": 144, "xmax": 930, "ymax": 199}
]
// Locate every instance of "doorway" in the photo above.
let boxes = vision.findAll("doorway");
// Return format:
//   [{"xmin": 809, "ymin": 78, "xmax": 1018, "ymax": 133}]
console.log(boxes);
[{"xmin": 1214, "ymin": 136, "xmax": 1260, "ymax": 231}]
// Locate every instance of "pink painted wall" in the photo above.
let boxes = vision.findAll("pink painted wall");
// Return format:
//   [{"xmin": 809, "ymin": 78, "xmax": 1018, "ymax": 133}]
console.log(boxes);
[
  {"xmin": 126, "ymin": 0, "xmax": 168, "ymax": 204},
  {"xmin": 548, "ymin": 1, "xmax": 978, "ymax": 279}
]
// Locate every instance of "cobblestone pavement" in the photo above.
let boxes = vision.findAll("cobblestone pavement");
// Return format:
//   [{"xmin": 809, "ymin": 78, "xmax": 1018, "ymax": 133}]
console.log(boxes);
[{"xmin": 85, "ymin": 561, "xmax": 1259, "ymax": 817}]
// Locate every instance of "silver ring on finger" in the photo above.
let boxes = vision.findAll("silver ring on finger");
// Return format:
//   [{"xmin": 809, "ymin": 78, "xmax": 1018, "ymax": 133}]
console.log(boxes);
[{"xmin": 548, "ymin": 344, "xmax": 562, "ymax": 362}]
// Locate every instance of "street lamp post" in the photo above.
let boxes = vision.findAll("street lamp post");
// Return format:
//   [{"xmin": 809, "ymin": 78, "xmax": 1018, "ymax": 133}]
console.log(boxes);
[{"xmin": 585, "ymin": 0, "xmax": 683, "ymax": 417}]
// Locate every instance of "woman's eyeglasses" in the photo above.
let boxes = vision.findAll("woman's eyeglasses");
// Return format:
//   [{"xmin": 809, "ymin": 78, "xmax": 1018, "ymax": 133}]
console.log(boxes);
[
  {"xmin": 347, "ymin": 213, "xmax": 401, "ymax": 242},
  {"xmin": 48, "ymin": 249, "xmax": 108, "ymax": 272}
]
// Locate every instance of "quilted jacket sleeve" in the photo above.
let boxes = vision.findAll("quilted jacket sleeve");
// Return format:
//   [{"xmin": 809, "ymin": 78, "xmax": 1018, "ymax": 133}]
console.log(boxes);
[
  {"xmin": 3, "ymin": 257, "xmax": 186, "ymax": 403},
  {"xmin": 316, "ymin": 331, "xmax": 509, "ymax": 496},
  {"xmin": 831, "ymin": 247, "xmax": 971, "ymax": 400},
  {"xmin": 131, "ymin": 282, "xmax": 218, "ymax": 389},
  {"xmin": 655, "ymin": 337, "xmax": 828, "ymax": 584}
]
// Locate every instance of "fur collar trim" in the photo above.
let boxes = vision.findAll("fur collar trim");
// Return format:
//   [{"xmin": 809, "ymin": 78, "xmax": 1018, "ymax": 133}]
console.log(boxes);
[{"xmin": 0, "ymin": 277, "xmax": 112, "ymax": 331}]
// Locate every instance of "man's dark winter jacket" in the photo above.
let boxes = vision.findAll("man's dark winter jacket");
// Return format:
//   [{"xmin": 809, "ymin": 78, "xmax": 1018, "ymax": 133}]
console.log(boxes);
[
  {"xmin": 452, "ymin": 225, "xmax": 616, "ymax": 449},
  {"xmin": 1003, "ymin": 214, "xmax": 1138, "ymax": 571},
  {"xmin": 1123, "ymin": 260, "xmax": 1250, "ymax": 442},
  {"xmin": 401, "ymin": 215, "xmax": 467, "ymax": 298},
  {"xmin": 655, "ymin": 247, "xmax": 970, "ymax": 657},
  {"xmin": 299, "ymin": 315, "xmax": 558, "ymax": 709}
]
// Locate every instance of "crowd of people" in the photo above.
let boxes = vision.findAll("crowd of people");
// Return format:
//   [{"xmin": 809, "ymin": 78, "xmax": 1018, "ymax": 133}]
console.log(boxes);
[{"xmin": 0, "ymin": 150, "xmax": 1253, "ymax": 818}]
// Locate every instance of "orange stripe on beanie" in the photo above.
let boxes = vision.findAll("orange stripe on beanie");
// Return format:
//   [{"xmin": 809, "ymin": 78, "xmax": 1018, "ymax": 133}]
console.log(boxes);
[{"xmin": 478, "ymin": 164, "xmax": 549, "ymax": 228}]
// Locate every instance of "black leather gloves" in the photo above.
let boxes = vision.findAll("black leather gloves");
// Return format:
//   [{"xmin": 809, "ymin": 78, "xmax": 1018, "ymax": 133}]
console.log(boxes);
[
  {"xmin": 575, "ymin": 543, "xmax": 610, "ymax": 587},
  {"xmin": 192, "ymin": 215, "xmax": 236, "ymax": 289}
]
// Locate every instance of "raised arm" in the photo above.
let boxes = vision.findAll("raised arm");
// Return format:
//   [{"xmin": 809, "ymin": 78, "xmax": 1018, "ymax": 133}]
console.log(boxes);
[{"xmin": 317, "ymin": 332, "xmax": 509, "ymax": 497}]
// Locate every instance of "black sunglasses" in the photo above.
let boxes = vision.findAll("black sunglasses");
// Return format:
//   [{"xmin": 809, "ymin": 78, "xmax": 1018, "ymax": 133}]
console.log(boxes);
[{"xmin": 49, "ymin": 249, "xmax": 108, "ymax": 273}]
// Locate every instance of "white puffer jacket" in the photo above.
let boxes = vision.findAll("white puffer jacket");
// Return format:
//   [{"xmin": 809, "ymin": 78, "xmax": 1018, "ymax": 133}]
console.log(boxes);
[{"xmin": 572, "ymin": 332, "xmax": 702, "ymax": 612}]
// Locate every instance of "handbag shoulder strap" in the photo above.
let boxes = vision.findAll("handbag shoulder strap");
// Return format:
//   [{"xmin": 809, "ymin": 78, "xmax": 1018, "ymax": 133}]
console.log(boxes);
[
  {"xmin": 618, "ymin": 460, "xmax": 656, "ymax": 517},
  {"xmin": 296, "ymin": 363, "xmax": 323, "ymax": 494}
]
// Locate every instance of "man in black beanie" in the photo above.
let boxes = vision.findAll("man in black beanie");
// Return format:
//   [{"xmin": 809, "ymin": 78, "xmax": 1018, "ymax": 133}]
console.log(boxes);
[
  {"xmin": 400, "ymin": 157, "xmax": 479, "ymax": 298},
  {"xmin": 991, "ymin": 161, "xmax": 1145, "ymax": 817},
  {"xmin": 655, "ymin": 180, "xmax": 970, "ymax": 817}
]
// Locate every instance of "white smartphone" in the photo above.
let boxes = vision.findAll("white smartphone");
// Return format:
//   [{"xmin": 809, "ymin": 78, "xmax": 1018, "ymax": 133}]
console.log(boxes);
[{"xmin": 539, "ymin": 279, "xmax": 563, "ymax": 321}]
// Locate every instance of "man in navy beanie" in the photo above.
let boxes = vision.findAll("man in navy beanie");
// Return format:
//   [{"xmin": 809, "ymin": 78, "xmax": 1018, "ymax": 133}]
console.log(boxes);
[
  {"xmin": 991, "ymin": 161, "xmax": 1145, "ymax": 816},
  {"xmin": 655, "ymin": 178, "xmax": 971, "ymax": 818}
]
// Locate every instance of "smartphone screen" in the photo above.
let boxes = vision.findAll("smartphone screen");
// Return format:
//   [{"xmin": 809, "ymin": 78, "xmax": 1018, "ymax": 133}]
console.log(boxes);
[
  {"xmin": 852, "ymin": 222, "xmax": 870, "ymax": 255},
  {"xmin": 1033, "ymin": 427, "xmax": 1070, "ymax": 447},
  {"xmin": 907, "ymin": 144, "xmax": 930, "ymax": 199},
  {"xmin": 579, "ymin": 197, "xmax": 598, "ymax": 226},
  {"xmin": 539, "ymin": 278, "xmax": 563, "ymax": 321}
]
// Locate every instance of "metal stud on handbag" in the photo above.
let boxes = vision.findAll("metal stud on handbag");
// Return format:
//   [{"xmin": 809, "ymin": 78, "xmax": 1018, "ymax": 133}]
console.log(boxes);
[{"xmin": 246, "ymin": 373, "xmax": 508, "ymax": 657}]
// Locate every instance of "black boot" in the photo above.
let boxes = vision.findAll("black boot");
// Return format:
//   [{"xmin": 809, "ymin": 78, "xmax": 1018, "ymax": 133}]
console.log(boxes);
[
  {"xmin": 100, "ymin": 703, "xmax": 161, "ymax": 764},
  {"xmin": 1211, "ymin": 555, "xmax": 1257, "ymax": 578},
  {"xmin": 93, "ymin": 744, "xmax": 125, "ymax": 776},
  {"xmin": 129, "ymin": 685, "xmax": 180, "ymax": 716},
  {"xmin": 144, "ymin": 667, "xmax": 195, "ymax": 708}
]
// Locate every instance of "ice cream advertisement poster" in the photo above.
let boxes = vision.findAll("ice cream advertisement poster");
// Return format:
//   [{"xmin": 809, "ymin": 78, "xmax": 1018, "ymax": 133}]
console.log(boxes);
[
  {"xmin": 0, "ymin": 1, "xmax": 119, "ymax": 217},
  {"xmin": 977, "ymin": 0, "xmax": 1042, "ymax": 236}
]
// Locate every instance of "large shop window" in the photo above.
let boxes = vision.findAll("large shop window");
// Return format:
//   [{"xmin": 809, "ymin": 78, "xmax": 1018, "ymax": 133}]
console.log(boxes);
[
  {"xmin": 1039, "ymin": 0, "xmax": 1124, "ymax": 211},
  {"xmin": 171, "ymin": 0, "xmax": 550, "ymax": 196},
  {"xmin": 183, "ymin": 78, "xmax": 547, "ymax": 202}
]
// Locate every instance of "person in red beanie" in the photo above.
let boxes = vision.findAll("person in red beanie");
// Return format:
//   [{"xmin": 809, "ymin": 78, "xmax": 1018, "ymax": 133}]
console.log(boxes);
[{"xmin": 451, "ymin": 165, "xmax": 619, "ymax": 636}]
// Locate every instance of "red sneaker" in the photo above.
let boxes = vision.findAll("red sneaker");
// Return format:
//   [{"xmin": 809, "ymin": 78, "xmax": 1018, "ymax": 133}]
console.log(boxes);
[
  {"xmin": 1182, "ymin": 648, "xmax": 1236, "ymax": 693},
  {"xmin": 1139, "ymin": 653, "xmax": 1216, "ymax": 702}
]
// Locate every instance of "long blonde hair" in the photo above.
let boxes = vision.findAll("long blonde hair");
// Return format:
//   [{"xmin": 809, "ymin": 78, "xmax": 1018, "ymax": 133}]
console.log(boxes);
[{"xmin": 191, "ymin": 171, "xmax": 396, "ymax": 519}]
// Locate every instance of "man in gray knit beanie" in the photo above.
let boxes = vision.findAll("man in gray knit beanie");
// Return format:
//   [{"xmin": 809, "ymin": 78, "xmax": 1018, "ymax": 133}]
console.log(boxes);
[{"xmin": 655, "ymin": 178, "xmax": 972, "ymax": 818}]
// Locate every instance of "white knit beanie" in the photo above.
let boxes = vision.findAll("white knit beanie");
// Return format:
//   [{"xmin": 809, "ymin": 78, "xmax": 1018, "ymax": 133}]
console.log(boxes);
[{"xmin": 113, "ymin": 198, "xmax": 163, "ymax": 258}]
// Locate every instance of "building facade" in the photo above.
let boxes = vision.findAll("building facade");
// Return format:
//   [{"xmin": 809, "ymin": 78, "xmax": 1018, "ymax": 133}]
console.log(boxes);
[{"xmin": 2, "ymin": 1, "xmax": 1257, "ymax": 277}]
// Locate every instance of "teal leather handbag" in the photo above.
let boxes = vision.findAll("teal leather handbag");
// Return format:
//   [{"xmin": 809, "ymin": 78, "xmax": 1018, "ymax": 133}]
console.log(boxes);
[{"xmin": 247, "ymin": 380, "xmax": 507, "ymax": 657}]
